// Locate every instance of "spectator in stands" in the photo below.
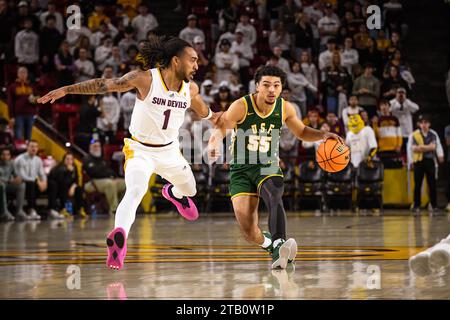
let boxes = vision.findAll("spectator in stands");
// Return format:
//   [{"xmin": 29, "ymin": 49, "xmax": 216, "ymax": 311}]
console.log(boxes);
[
  {"xmin": 91, "ymin": 21, "xmax": 119, "ymax": 49},
  {"xmin": 16, "ymin": 1, "xmax": 40, "ymax": 32},
  {"xmin": 288, "ymin": 61, "xmax": 317, "ymax": 116},
  {"xmin": 345, "ymin": 114, "xmax": 378, "ymax": 168},
  {"xmin": 40, "ymin": 14, "xmax": 62, "ymax": 73},
  {"xmin": 54, "ymin": 40, "xmax": 75, "ymax": 87},
  {"xmin": 318, "ymin": 3, "xmax": 340, "ymax": 51},
  {"xmin": 66, "ymin": 15, "xmax": 92, "ymax": 55},
  {"xmin": 131, "ymin": 3, "xmax": 159, "ymax": 42},
  {"xmin": 14, "ymin": 140, "xmax": 47, "ymax": 220},
  {"xmin": 278, "ymin": 0, "xmax": 300, "ymax": 34},
  {"xmin": 385, "ymin": 31, "xmax": 402, "ymax": 62},
  {"xmin": 73, "ymin": 35, "xmax": 92, "ymax": 60},
  {"xmin": 7, "ymin": 66, "xmax": 39, "ymax": 141},
  {"xmin": 340, "ymin": 36, "xmax": 359, "ymax": 76},
  {"xmin": 359, "ymin": 37, "xmax": 383, "ymax": 78},
  {"xmin": 445, "ymin": 124, "xmax": 450, "ymax": 212},
  {"xmin": 269, "ymin": 22, "xmax": 291, "ymax": 55},
  {"xmin": 302, "ymin": 109, "xmax": 324, "ymax": 130},
  {"xmin": 74, "ymin": 48, "xmax": 95, "ymax": 83},
  {"xmin": 373, "ymin": 99, "xmax": 402, "ymax": 160},
  {"xmin": 303, "ymin": 0, "xmax": 323, "ymax": 55},
  {"xmin": 389, "ymin": 87, "xmax": 419, "ymax": 148},
  {"xmin": 48, "ymin": 152, "xmax": 86, "ymax": 219},
  {"xmin": 326, "ymin": 112, "xmax": 345, "ymax": 137},
  {"xmin": 408, "ymin": 115, "xmax": 441, "ymax": 214},
  {"xmin": 95, "ymin": 36, "xmax": 114, "ymax": 74},
  {"xmin": 353, "ymin": 24, "xmax": 370, "ymax": 51},
  {"xmin": 14, "ymin": 17, "xmax": 39, "ymax": 76},
  {"xmin": 384, "ymin": 0, "xmax": 406, "ymax": 36},
  {"xmin": 97, "ymin": 67, "xmax": 121, "ymax": 143},
  {"xmin": 117, "ymin": 0, "xmax": 140, "ymax": 19},
  {"xmin": 75, "ymin": 96, "xmax": 102, "ymax": 152},
  {"xmin": 375, "ymin": 29, "xmax": 390, "ymax": 53},
  {"xmin": 0, "ymin": 118, "xmax": 14, "ymax": 151},
  {"xmin": 39, "ymin": 1, "xmax": 63, "ymax": 34},
  {"xmin": 272, "ymin": 47, "xmax": 291, "ymax": 74},
  {"xmin": 342, "ymin": 95, "xmax": 364, "ymax": 131},
  {"xmin": 200, "ymin": 79, "xmax": 215, "ymax": 105},
  {"xmin": 118, "ymin": 26, "xmax": 137, "ymax": 62},
  {"xmin": 191, "ymin": 35, "xmax": 210, "ymax": 84},
  {"xmin": 352, "ymin": 63, "xmax": 380, "ymax": 119},
  {"xmin": 179, "ymin": 14, "xmax": 205, "ymax": 46},
  {"xmin": 214, "ymin": 39, "xmax": 239, "ymax": 84},
  {"xmin": 340, "ymin": 10, "xmax": 359, "ymax": 38},
  {"xmin": 220, "ymin": 2, "xmax": 239, "ymax": 33},
  {"xmin": 88, "ymin": 3, "xmax": 111, "ymax": 32},
  {"xmin": 211, "ymin": 83, "xmax": 234, "ymax": 113},
  {"xmin": 236, "ymin": 13, "xmax": 257, "ymax": 46},
  {"xmin": 105, "ymin": 46, "xmax": 125, "ymax": 76},
  {"xmin": 381, "ymin": 65, "xmax": 408, "ymax": 100},
  {"xmin": 300, "ymin": 51, "xmax": 318, "ymax": 108},
  {"xmin": 318, "ymin": 38, "xmax": 337, "ymax": 71},
  {"xmin": 293, "ymin": 12, "xmax": 313, "ymax": 62},
  {"xmin": 229, "ymin": 72, "xmax": 243, "ymax": 97},
  {"xmin": 120, "ymin": 89, "xmax": 136, "ymax": 131},
  {"xmin": 322, "ymin": 51, "xmax": 352, "ymax": 116},
  {"xmin": 0, "ymin": 148, "xmax": 27, "ymax": 221},
  {"xmin": 82, "ymin": 140, "xmax": 126, "ymax": 215},
  {"xmin": 111, "ymin": 4, "xmax": 130, "ymax": 28}
]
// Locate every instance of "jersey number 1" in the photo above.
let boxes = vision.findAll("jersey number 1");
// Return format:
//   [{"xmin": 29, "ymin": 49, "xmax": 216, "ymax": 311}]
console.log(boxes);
[{"xmin": 162, "ymin": 109, "xmax": 171, "ymax": 130}]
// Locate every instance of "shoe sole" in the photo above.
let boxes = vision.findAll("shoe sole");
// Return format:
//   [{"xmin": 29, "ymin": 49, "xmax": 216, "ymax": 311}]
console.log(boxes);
[
  {"xmin": 106, "ymin": 228, "xmax": 127, "ymax": 270},
  {"xmin": 430, "ymin": 243, "xmax": 450, "ymax": 268},
  {"xmin": 272, "ymin": 239, "xmax": 297, "ymax": 270},
  {"xmin": 409, "ymin": 252, "xmax": 432, "ymax": 276}
]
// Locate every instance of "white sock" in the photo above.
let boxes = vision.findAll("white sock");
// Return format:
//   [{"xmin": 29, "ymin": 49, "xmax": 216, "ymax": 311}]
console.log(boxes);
[
  {"xmin": 261, "ymin": 234, "xmax": 272, "ymax": 248},
  {"xmin": 171, "ymin": 185, "xmax": 184, "ymax": 199}
]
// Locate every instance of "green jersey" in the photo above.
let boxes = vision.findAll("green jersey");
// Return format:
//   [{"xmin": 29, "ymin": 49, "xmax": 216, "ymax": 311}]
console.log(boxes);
[{"xmin": 230, "ymin": 94, "xmax": 284, "ymax": 166}]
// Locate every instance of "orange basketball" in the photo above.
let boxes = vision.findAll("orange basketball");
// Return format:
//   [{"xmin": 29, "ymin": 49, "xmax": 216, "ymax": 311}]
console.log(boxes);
[{"xmin": 316, "ymin": 139, "xmax": 350, "ymax": 173}]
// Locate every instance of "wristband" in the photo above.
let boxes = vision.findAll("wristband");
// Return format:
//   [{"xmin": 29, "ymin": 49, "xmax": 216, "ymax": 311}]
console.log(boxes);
[{"xmin": 204, "ymin": 108, "xmax": 213, "ymax": 120}]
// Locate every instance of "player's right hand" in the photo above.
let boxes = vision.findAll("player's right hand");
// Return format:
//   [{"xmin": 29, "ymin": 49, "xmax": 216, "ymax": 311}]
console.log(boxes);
[{"xmin": 37, "ymin": 87, "xmax": 67, "ymax": 104}]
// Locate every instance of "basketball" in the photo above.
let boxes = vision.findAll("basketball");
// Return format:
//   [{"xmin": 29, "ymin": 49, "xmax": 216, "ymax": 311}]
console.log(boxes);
[{"xmin": 316, "ymin": 139, "xmax": 350, "ymax": 173}]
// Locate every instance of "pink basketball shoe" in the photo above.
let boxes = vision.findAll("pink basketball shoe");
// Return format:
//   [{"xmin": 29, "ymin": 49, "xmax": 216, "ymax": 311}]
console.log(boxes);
[
  {"xmin": 106, "ymin": 227, "xmax": 127, "ymax": 270},
  {"xmin": 162, "ymin": 184, "xmax": 199, "ymax": 221}
]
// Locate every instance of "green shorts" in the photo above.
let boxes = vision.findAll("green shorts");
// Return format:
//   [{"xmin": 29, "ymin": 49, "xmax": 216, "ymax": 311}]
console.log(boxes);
[{"xmin": 229, "ymin": 164, "xmax": 283, "ymax": 200}]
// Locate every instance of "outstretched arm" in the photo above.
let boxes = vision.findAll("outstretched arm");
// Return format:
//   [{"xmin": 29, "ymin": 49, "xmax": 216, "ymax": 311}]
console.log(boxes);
[
  {"xmin": 284, "ymin": 101, "xmax": 344, "ymax": 144},
  {"xmin": 37, "ymin": 70, "xmax": 144, "ymax": 104}
]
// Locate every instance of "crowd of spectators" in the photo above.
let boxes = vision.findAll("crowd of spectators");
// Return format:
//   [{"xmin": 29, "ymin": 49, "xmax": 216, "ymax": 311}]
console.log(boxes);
[{"xmin": 0, "ymin": 0, "xmax": 448, "ymax": 218}]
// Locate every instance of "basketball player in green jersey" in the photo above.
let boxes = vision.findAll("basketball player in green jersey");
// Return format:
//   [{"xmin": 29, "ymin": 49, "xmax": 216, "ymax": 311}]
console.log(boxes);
[{"xmin": 208, "ymin": 66, "xmax": 343, "ymax": 269}]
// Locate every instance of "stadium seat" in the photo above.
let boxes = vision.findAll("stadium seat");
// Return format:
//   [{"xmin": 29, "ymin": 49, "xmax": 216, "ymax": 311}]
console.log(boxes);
[
  {"xmin": 297, "ymin": 161, "xmax": 326, "ymax": 212},
  {"xmin": 356, "ymin": 160, "xmax": 384, "ymax": 213},
  {"xmin": 324, "ymin": 163, "xmax": 355, "ymax": 212}
]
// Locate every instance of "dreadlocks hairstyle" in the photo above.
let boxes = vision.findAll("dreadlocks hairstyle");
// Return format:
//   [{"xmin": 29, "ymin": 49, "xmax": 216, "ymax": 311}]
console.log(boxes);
[
  {"xmin": 254, "ymin": 65, "xmax": 287, "ymax": 86},
  {"xmin": 138, "ymin": 35, "xmax": 193, "ymax": 70}
]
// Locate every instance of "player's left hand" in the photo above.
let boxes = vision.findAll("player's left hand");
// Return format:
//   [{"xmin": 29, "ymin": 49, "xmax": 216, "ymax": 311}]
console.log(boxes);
[{"xmin": 323, "ymin": 132, "xmax": 344, "ymax": 145}]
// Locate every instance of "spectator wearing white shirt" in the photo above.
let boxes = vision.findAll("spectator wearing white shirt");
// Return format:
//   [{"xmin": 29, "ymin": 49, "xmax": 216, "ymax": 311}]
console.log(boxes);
[
  {"xmin": 74, "ymin": 48, "xmax": 95, "ymax": 83},
  {"xmin": 280, "ymin": 87, "xmax": 302, "ymax": 163},
  {"xmin": 95, "ymin": 36, "xmax": 113, "ymax": 74},
  {"xmin": 345, "ymin": 114, "xmax": 378, "ymax": 168},
  {"xmin": 15, "ymin": 18, "xmax": 39, "ymax": 67},
  {"xmin": 389, "ymin": 87, "xmax": 419, "ymax": 148},
  {"xmin": 90, "ymin": 21, "xmax": 118, "ymax": 48},
  {"xmin": 39, "ymin": 1, "xmax": 64, "ymax": 34},
  {"xmin": 200, "ymin": 79, "xmax": 215, "ymax": 105},
  {"xmin": 230, "ymin": 29, "xmax": 253, "ymax": 87},
  {"xmin": 105, "ymin": 46, "xmax": 124, "ymax": 76},
  {"xmin": 318, "ymin": 38, "xmax": 337, "ymax": 71},
  {"xmin": 340, "ymin": 37, "xmax": 359, "ymax": 76},
  {"xmin": 179, "ymin": 14, "xmax": 205, "ymax": 46},
  {"xmin": 268, "ymin": 47, "xmax": 291, "ymax": 74},
  {"xmin": 318, "ymin": 3, "xmax": 340, "ymax": 50},
  {"xmin": 342, "ymin": 95, "xmax": 364, "ymax": 131},
  {"xmin": 303, "ymin": 0, "xmax": 323, "ymax": 55},
  {"xmin": 131, "ymin": 4, "xmax": 159, "ymax": 42},
  {"xmin": 119, "ymin": 90, "xmax": 136, "ymax": 130},
  {"xmin": 236, "ymin": 13, "xmax": 257, "ymax": 46},
  {"xmin": 269, "ymin": 21, "xmax": 291, "ymax": 54},
  {"xmin": 214, "ymin": 39, "xmax": 239, "ymax": 84},
  {"xmin": 288, "ymin": 62, "xmax": 317, "ymax": 116},
  {"xmin": 300, "ymin": 51, "xmax": 318, "ymax": 108}
]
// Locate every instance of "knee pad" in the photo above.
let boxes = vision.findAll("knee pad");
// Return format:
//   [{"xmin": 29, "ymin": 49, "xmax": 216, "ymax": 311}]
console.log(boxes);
[{"xmin": 260, "ymin": 176, "xmax": 284, "ymax": 202}]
